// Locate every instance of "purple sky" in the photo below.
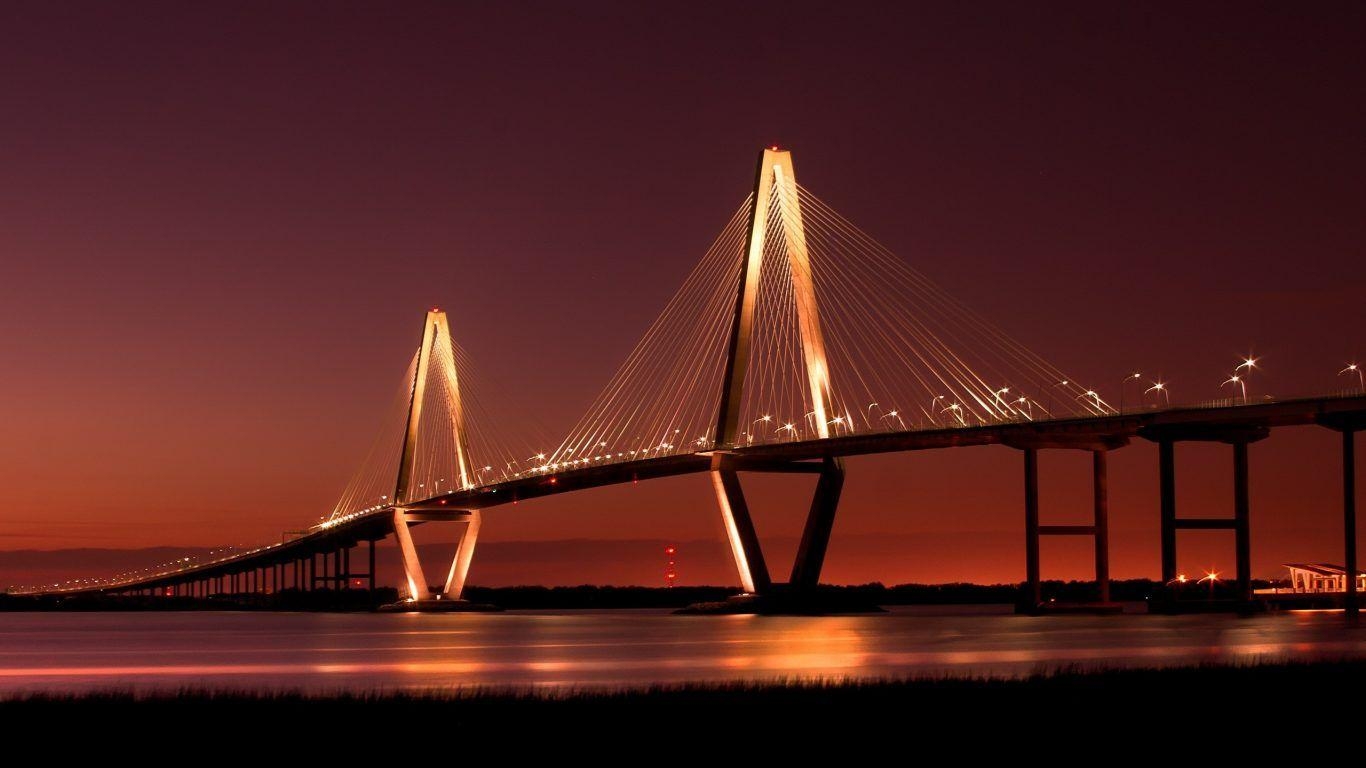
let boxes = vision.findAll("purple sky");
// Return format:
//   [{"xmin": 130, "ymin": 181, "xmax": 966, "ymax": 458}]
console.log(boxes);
[{"xmin": 1, "ymin": 3, "xmax": 1363, "ymax": 586}]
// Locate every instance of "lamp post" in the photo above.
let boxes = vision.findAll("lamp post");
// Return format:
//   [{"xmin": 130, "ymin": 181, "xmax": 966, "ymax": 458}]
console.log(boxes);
[
  {"xmin": 1199, "ymin": 569, "xmax": 1220, "ymax": 600},
  {"xmin": 1119, "ymin": 372, "xmax": 1142, "ymax": 413},
  {"xmin": 1222, "ymin": 374, "xmax": 1247, "ymax": 404},
  {"xmin": 1077, "ymin": 390, "xmax": 1104, "ymax": 412},
  {"xmin": 930, "ymin": 395, "xmax": 946, "ymax": 425},
  {"xmin": 1145, "ymin": 380, "xmax": 1170, "ymax": 407},
  {"xmin": 1046, "ymin": 380, "xmax": 1069, "ymax": 416},
  {"xmin": 1341, "ymin": 363, "xmax": 1364, "ymax": 392}
]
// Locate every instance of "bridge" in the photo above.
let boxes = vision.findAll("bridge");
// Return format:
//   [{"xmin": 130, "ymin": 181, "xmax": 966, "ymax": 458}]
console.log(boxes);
[{"xmin": 20, "ymin": 148, "xmax": 1366, "ymax": 613}]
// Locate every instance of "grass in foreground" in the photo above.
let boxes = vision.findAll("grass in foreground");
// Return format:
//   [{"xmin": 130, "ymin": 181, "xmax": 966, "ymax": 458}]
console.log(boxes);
[{"xmin": 5, "ymin": 660, "xmax": 1363, "ymax": 733}]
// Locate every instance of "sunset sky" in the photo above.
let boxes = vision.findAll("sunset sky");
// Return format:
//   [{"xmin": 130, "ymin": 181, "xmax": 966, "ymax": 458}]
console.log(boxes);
[{"xmin": 2, "ymin": 3, "xmax": 1363, "ymax": 587}]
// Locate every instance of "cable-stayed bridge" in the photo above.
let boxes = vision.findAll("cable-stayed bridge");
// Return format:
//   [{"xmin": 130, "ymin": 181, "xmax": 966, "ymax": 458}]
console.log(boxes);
[{"xmin": 20, "ymin": 149, "xmax": 1366, "ymax": 613}]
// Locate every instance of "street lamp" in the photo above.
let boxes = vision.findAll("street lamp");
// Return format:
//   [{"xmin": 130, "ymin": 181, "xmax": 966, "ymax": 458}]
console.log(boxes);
[
  {"xmin": 993, "ymin": 387, "xmax": 1010, "ymax": 411},
  {"xmin": 1076, "ymin": 390, "xmax": 1104, "ymax": 412},
  {"xmin": 941, "ymin": 402, "xmax": 967, "ymax": 426},
  {"xmin": 1199, "ymin": 569, "xmax": 1220, "ymax": 600},
  {"xmin": 930, "ymin": 395, "xmax": 946, "ymax": 424},
  {"xmin": 1045, "ymin": 380, "xmax": 1070, "ymax": 415},
  {"xmin": 1222, "ymin": 374, "xmax": 1247, "ymax": 404},
  {"xmin": 1341, "ymin": 363, "xmax": 1364, "ymax": 392},
  {"xmin": 1145, "ymin": 380, "xmax": 1170, "ymax": 407},
  {"xmin": 1119, "ymin": 372, "xmax": 1142, "ymax": 412}
]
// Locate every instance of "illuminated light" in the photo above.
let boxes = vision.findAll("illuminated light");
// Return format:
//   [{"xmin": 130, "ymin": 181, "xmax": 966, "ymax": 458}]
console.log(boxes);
[{"xmin": 1341, "ymin": 363, "xmax": 1365, "ymax": 390}]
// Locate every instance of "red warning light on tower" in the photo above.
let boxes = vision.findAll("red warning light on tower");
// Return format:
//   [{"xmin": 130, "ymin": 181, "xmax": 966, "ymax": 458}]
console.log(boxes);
[{"xmin": 664, "ymin": 545, "xmax": 677, "ymax": 587}]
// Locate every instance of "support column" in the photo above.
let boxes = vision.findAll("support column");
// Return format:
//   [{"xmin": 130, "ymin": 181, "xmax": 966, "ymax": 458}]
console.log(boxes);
[
  {"xmin": 393, "ymin": 508, "xmax": 431, "ymax": 600},
  {"xmin": 342, "ymin": 546, "xmax": 351, "ymax": 590},
  {"xmin": 1024, "ymin": 448, "xmax": 1040, "ymax": 607},
  {"xmin": 1345, "ymin": 429, "xmax": 1358, "ymax": 617},
  {"xmin": 1093, "ymin": 449, "xmax": 1110, "ymax": 603},
  {"xmin": 711, "ymin": 458, "xmax": 771, "ymax": 594},
  {"xmin": 789, "ymin": 459, "xmax": 846, "ymax": 590},
  {"xmin": 307, "ymin": 555, "xmax": 315, "ymax": 591},
  {"xmin": 442, "ymin": 512, "xmax": 482, "ymax": 599},
  {"xmin": 1159, "ymin": 440, "xmax": 1176, "ymax": 582},
  {"xmin": 1233, "ymin": 440, "xmax": 1252, "ymax": 602}
]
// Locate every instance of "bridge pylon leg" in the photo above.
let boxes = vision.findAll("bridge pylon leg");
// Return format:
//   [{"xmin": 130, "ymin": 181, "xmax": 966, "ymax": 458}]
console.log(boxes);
[
  {"xmin": 392, "ymin": 507, "xmax": 432, "ymax": 601},
  {"xmin": 385, "ymin": 507, "xmax": 495, "ymax": 610},
  {"xmin": 710, "ymin": 456, "xmax": 772, "ymax": 595},
  {"xmin": 790, "ymin": 458, "xmax": 846, "ymax": 590},
  {"xmin": 441, "ymin": 511, "xmax": 481, "ymax": 600},
  {"xmin": 695, "ymin": 454, "xmax": 858, "ymax": 613}
]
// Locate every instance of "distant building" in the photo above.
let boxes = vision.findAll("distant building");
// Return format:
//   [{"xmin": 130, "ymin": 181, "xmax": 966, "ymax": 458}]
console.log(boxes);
[{"xmin": 1277, "ymin": 563, "xmax": 1366, "ymax": 593}]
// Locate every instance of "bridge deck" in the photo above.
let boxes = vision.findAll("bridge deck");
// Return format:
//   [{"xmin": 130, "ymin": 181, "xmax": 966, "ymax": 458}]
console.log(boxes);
[{"xmin": 25, "ymin": 394, "xmax": 1366, "ymax": 596}]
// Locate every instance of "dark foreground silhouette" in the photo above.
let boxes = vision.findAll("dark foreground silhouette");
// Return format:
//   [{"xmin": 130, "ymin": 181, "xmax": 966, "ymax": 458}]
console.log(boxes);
[{"xmin": 2, "ymin": 661, "xmax": 1361, "ymax": 748}]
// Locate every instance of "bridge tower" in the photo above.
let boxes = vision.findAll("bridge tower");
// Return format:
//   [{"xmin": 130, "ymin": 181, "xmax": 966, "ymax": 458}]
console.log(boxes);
[
  {"xmin": 710, "ymin": 148, "xmax": 847, "ymax": 597},
  {"xmin": 390, "ymin": 309, "xmax": 483, "ymax": 604}
]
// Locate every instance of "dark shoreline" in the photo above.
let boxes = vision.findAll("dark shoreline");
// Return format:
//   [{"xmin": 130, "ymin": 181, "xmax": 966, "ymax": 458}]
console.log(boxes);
[{"xmin": 0, "ymin": 578, "xmax": 1274, "ymax": 611}]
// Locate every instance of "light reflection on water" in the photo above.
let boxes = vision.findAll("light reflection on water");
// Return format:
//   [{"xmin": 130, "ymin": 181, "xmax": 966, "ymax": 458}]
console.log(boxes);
[{"xmin": 2, "ymin": 607, "xmax": 1364, "ymax": 694}]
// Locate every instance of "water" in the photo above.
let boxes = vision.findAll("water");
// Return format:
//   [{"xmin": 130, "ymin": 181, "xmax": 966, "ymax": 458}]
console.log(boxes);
[{"xmin": 2, "ymin": 607, "xmax": 1364, "ymax": 694}]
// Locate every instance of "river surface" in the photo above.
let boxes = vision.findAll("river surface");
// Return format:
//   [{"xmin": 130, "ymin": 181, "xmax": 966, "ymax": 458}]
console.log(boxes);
[{"xmin": 3, "ymin": 606, "xmax": 1365, "ymax": 694}]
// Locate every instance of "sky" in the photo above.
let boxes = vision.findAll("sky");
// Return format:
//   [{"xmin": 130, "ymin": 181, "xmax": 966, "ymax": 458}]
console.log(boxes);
[{"xmin": 1, "ymin": 2, "xmax": 1363, "ymax": 587}]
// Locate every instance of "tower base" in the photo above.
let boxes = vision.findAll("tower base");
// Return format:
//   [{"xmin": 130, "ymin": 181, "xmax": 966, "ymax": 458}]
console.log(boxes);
[
  {"xmin": 378, "ymin": 598, "xmax": 502, "ymax": 613},
  {"xmin": 676, "ymin": 589, "xmax": 884, "ymax": 616}
]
